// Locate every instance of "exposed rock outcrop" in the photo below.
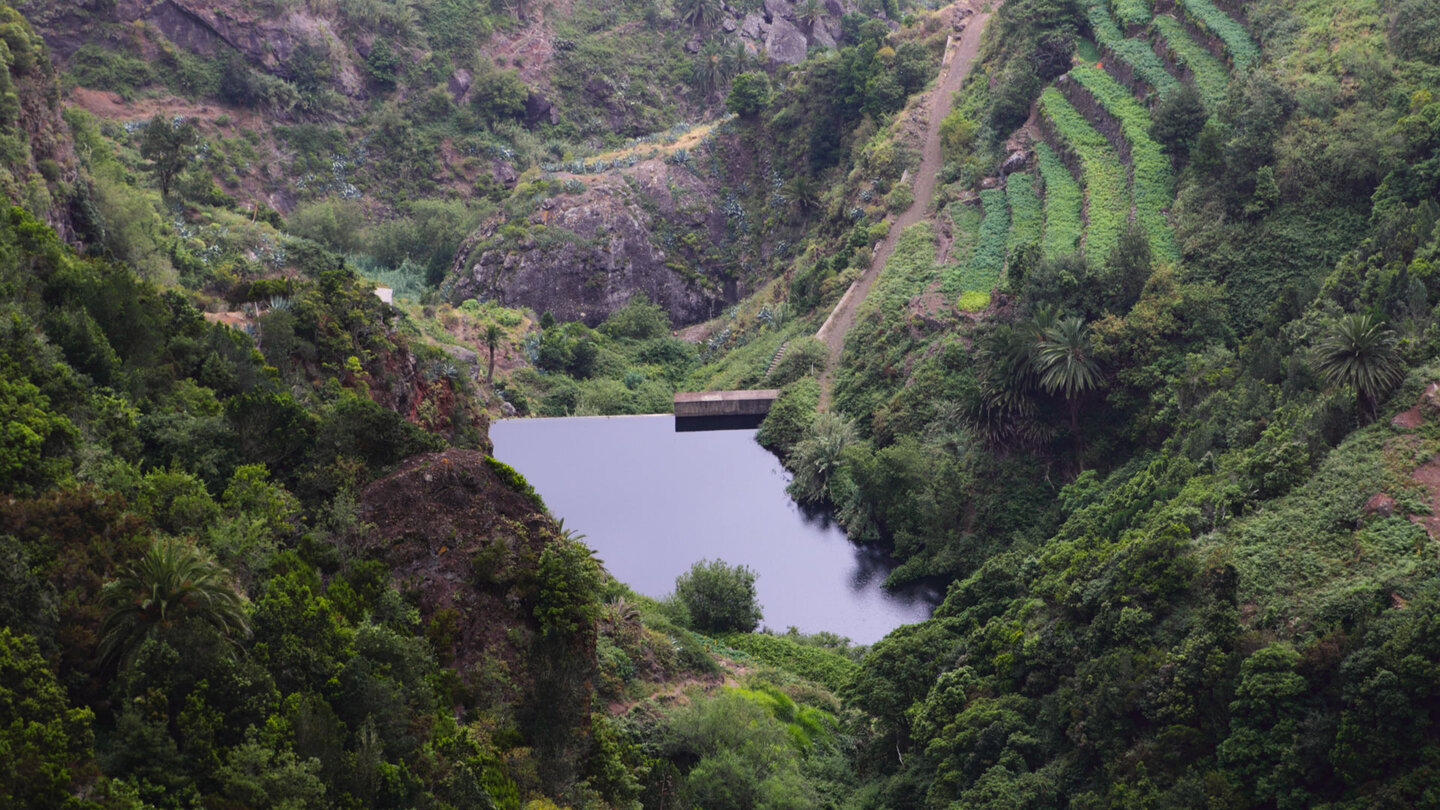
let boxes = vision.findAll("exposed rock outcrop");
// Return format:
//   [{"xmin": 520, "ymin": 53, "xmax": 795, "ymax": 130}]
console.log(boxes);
[
  {"xmin": 1, "ymin": 5, "xmax": 79, "ymax": 242},
  {"xmin": 730, "ymin": 0, "xmax": 854, "ymax": 64},
  {"xmin": 449, "ymin": 158, "xmax": 733, "ymax": 327},
  {"xmin": 23, "ymin": 0, "xmax": 367, "ymax": 99}
]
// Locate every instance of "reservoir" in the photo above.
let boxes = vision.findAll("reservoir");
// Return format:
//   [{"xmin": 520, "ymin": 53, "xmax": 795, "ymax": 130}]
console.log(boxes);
[{"xmin": 490, "ymin": 414, "xmax": 937, "ymax": 645}]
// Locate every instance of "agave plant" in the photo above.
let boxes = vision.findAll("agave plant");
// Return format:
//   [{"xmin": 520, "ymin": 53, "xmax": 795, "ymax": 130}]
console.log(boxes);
[{"xmin": 98, "ymin": 538, "xmax": 250, "ymax": 667}]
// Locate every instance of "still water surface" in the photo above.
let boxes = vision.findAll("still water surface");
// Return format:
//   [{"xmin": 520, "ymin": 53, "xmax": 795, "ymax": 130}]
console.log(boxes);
[{"xmin": 491, "ymin": 414, "xmax": 937, "ymax": 644}]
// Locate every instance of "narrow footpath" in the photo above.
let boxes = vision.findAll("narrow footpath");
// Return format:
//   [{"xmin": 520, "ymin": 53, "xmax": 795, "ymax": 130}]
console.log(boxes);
[{"xmin": 814, "ymin": 1, "xmax": 994, "ymax": 410}]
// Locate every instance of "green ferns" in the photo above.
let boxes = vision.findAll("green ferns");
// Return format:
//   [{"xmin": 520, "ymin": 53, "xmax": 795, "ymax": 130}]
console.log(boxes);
[
  {"xmin": 1084, "ymin": 0, "xmax": 1178, "ymax": 96},
  {"xmin": 1152, "ymin": 14, "xmax": 1230, "ymax": 108},
  {"xmin": 947, "ymin": 189, "xmax": 1009, "ymax": 310},
  {"xmin": 1068, "ymin": 65, "xmax": 1180, "ymax": 262},
  {"xmin": 1177, "ymin": 0, "xmax": 1260, "ymax": 71},
  {"xmin": 1039, "ymin": 87, "xmax": 1129, "ymax": 261},
  {"xmin": 719, "ymin": 632, "xmax": 858, "ymax": 692}
]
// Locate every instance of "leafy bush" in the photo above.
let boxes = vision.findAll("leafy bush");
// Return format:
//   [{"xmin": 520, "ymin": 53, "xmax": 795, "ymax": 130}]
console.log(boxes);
[
  {"xmin": 673, "ymin": 559, "xmax": 763, "ymax": 633},
  {"xmin": 1039, "ymin": 87, "xmax": 1129, "ymax": 260},
  {"xmin": 726, "ymin": 72, "xmax": 772, "ymax": 118},
  {"xmin": 1392, "ymin": 0, "xmax": 1440, "ymax": 64},
  {"xmin": 484, "ymin": 456, "xmax": 546, "ymax": 511},
  {"xmin": 535, "ymin": 538, "xmax": 602, "ymax": 637},
  {"xmin": 1069, "ymin": 65, "xmax": 1179, "ymax": 262},
  {"xmin": 1110, "ymin": 0, "xmax": 1153, "ymax": 27},
  {"xmin": 767, "ymin": 337, "xmax": 827, "ymax": 387},
  {"xmin": 599, "ymin": 294, "xmax": 669, "ymax": 340},
  {"xmin": 757, "ymin": 377, "xmax": 820, "ymax": 457},
  {"xmin": 470, "ymin": 66, "xmax": 529, "ymax": 124},
  {"xmin": 288, "ymin": 197, "xmax": 367, "ymax": 254},
  {"xmin": 1035, "ymin": 142, "xmax": 1083, "ymax": 256}
]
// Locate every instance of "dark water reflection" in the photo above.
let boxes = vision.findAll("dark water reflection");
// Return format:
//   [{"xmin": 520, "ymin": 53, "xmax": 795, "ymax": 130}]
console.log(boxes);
[{"xmin": 491, "ymin": 414, "xmax": 937, "ymax": 644}]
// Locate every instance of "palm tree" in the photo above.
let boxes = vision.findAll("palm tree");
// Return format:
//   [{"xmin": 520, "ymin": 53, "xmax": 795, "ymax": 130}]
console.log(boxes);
[
  {"xmin": 1035, "ymin": 317, "xmax": 1104, "ymax": 469},
  {"xmin": 98, "ymin": 538, "xmax": 250, "ymax": 667},
  {"xmin": 1315, "ymin": 312, "xmax": 1404, "ymax": 420},
  {"xmin": 785, "ymin": 175, "xmax": 823, "ymax": 218},
  {"xmin": 484, "ymin": 323, "xmax": 503, "ymax": 384},
  {"xmin": 676, "ymin": 0, "xmax": 722, "ymax": 32}
]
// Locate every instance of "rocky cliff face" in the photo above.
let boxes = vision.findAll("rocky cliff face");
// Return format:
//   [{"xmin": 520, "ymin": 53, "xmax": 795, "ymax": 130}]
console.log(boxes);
[
  {"xmin": 725, "ymin": 0, "xmax": 852, "ymax": 64},
  {"xmin": 22, "ymin": 0, "xmax": 368, "ymax": 99},
  {"xmin": 449, "ymin": 156, "xmax": 739, "ymax": 327},
  {"xmin": 0, "ymin": 4, "xmax": 78, "ymax": 241}
]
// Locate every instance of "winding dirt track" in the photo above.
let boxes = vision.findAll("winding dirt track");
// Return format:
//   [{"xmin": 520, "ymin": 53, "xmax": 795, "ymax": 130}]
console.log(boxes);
[{"xmin": 814, "ymin": 2, "xmax": 994, "ymax": 410}]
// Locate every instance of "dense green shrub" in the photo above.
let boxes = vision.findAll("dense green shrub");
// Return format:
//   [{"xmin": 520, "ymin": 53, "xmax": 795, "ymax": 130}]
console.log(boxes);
[
  {"xmin": 674, "ymin": 559, "xmax": 763, "ymax": 633},
  {"xmin": 757, "ymin": 377, "xmax": 820, "ymax": 457},
  {"xmin": 1110, "ymin": 0, "xmax": 1152, "ymax": 27},
  {"xmin": 599, "ymin": 293, "xmax": 670, "ymax": 340}
]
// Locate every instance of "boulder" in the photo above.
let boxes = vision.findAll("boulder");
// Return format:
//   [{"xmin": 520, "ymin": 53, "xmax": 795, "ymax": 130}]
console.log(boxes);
[
  {"xmin": 1363, "ymin": 492, "xmax": 1398, "ymax": 519},
  {"xmin": 524, "ymin": 91, "xmax": 557, "ymax": 127},
  {"xmin": 765, "ymin": 17, "xmax": 809, "ymax": 64},
  {"xmin": 740, "ymin": 12, "xmax": 766, "ymax": 38},
  {"xmin": 448, "ymin": 68, "xmax": 472, "ymax": 102},
  {"xmin": 1001, "ymin": 150, "xmax": 1029, "ymax": 174},
  {"xmin": 764, "ymin": 0, "xmax": 793, "ymax": 20}
]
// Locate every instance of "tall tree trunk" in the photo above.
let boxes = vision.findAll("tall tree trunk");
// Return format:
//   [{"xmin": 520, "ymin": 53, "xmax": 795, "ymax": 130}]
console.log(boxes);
[
  {"xmin": 487, "ymin": 347, "xmax": 496, "ymax": 384},
  {"xmin": 1070, "ymin": 397, "xmax": 1082, "ymax": 472}
]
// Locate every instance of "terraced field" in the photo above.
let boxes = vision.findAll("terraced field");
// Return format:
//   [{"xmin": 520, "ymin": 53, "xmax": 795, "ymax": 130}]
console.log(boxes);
[
  {"xmin": 1035, "ymin": 142, "xmax": 1083, "ymax": 256},
  {"xmin": 1177, "ymin": 0, "xmax": 1259, "ymax": 70},
  {"xmin": 1007, "ymin": 173, "xmax": 1043, "ymax": 253},
  {"xmin": 1151, "ymin": 14, "xmax": 1230, "ymax": 108},
  {"xmin": 1039, "ymin": 87, "xmax": 1130, "ymax": 260},
  {"xmin": 1026, "ymin": 0, "xmax": 1256, "ymax": 267},
  {"xmin": 1084, "ymin": 0, "xmax": 1178, "ymax": 96},
  {"xmin": 1068, "ymin": 65, "xmax": 1180, "ymax": 262}
]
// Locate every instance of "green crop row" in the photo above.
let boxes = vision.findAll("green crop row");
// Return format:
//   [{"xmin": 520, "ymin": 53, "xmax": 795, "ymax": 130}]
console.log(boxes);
[
  {"xmin": 1177, "ymin": 0, "xmax": 1260, "ymax": 71},
  {"xmin": 952, "ymin": 188, "xmax": 1010, "ymax": 310},
  {"xmin": 1084, "ymin": 0, "xmax": 1179, "ymax": 97},
  {"xmin": 943, "ymin": 190, "xmax": 1008, "ymax": 296},
  {"xmin": 1110, "ymin": 0, "xmax": 1153, "ymax": 28},
  {"xmin": 1039, "ymin": 87, "xmax": 1129, "ymax": 261},
  {"xmin": 1007, "ymin": 172, "xmax": 1043, "ymax": 254},
  {"xmin": 1151, "ymin": 14, "xmax": 1230, "ymax": 109},
  {"xmin": 1035, "ymin": 141, "xmax": 1083, "ymax": 257},
  {"xmin": 1067, "ymin": 66, "xmax": 1179, "ymax": 262}
]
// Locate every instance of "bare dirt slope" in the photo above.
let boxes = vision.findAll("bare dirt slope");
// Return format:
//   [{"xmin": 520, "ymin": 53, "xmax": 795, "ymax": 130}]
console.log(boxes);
[{"xmin": 814, "ymin": 1, "xmax": 994, "ymax": 410}]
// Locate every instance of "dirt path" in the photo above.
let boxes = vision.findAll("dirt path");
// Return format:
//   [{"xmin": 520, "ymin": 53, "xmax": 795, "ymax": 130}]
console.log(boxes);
[{"xmin": 814, "ymin": 1, "xmax": 994, "ymax": 410}]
